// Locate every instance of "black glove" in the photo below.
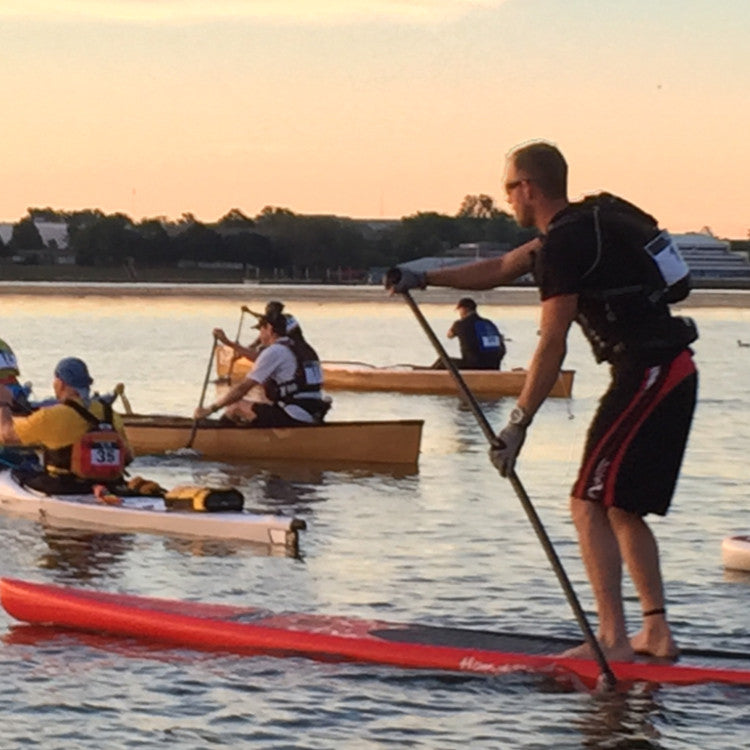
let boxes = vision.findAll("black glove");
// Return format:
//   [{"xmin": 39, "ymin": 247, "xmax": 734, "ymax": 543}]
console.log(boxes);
[
  {"xmin": 489, "ymin": 422, "xmax": 528, "ymax": 477},
  {"xmin": 384, "ymin": 267, "xmax": 427, "ymax": 293}
]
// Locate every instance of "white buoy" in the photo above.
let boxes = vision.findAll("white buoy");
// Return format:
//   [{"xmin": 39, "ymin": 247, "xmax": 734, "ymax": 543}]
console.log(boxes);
[{"xmin": 722, "ymin": 535, "xmax": 750, "ymax": 572}]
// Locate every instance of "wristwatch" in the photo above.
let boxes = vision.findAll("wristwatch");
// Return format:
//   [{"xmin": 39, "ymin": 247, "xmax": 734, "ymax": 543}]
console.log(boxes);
[{"xmin": 509, "ymin": 406, "xmax": 532, "ymax": 427}]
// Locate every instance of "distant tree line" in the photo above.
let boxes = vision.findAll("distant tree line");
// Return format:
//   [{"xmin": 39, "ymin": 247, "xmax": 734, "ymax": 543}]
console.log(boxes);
[{"xmin": 0, "ymin": 196, "xmax": 537, "ymax": 279}]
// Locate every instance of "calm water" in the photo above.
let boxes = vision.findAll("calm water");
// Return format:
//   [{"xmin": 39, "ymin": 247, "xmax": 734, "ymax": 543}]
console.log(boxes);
[{"xmin": 1, "ymin": 288, "xmax": 749, "ymax": 749}]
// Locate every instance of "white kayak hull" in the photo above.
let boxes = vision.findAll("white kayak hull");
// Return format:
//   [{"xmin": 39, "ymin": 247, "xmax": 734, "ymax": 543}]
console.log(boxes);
[
  {"xmin": 0, "ymin": 471, "xmax": 304, "ymax": 550},
  {"xmin": 722, "ymin": 535, "xmax": 750, "ymax": 572}
]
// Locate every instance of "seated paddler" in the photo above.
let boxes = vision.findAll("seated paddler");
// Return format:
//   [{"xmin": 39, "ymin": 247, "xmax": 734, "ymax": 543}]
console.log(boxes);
[
  {"xmin": 0, "ymin": 337, "xmax": 39, "ymax": 471},
  {"xmin": 0, "ymin": 357, "xmax": 134, "ymax": 494},
  {"xmin": 195, "ymin": 313, "xmax": 331, "ymax": 427},
  {"xmin": 0, "ymin": 337, "xmax": 34, "ymax": 415},
  {"xmin": 215, "ymin": 299, "xmax": 312, "ymax": 365}
]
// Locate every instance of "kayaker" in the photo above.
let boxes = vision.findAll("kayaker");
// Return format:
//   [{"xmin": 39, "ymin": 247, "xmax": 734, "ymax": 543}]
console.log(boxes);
[
  {"xmin": 386, "ymin": 140, "xmax": 697, "ymax": 663},
  {"xmin": 431, "ymin": 297, "xmax": 506, "ymax": 370},
  {"xmin": 196, "ymin": 314, "xmax": 330, "ymax": 426},
  {"xmin": 0, "ymin": 338, "xmax": 34, "ymax": 415},
  {"xmin": 0, "ymin": 338, "xmax": 39, "ymax": 472},
  {"xmin": 0, "ymin": 356, "xmax": 134, "ymax": 494}
]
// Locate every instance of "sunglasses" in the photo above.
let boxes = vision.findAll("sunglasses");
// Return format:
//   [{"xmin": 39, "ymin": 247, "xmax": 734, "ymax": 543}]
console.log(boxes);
[{"xmin": 505, "ymin": 178, "xmax": 532, "ymax": 192}]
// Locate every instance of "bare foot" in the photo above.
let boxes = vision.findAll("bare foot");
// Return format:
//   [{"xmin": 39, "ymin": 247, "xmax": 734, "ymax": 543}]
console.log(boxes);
[
  {"xmin": 630, "ymin": 629, "xmax": 679, "ymax": 660},
  {"xmin": 559, "ymin": 640, "xmax": 635, "ymax": 662}
]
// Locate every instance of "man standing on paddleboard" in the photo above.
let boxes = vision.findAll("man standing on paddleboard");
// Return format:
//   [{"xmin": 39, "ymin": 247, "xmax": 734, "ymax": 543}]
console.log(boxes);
[{"xmin": 386, "ymin": 140, "xmax": 698, "ymax": 663}]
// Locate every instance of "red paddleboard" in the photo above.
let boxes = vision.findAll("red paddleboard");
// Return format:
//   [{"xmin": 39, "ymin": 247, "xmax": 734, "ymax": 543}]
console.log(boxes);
[{"xmin": 2, "ymin": 577, "xmax": 749, "ymax": 689}]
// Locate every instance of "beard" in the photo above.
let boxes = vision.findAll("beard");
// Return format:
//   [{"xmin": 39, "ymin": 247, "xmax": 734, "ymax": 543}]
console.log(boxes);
[{"xmin": 515, "ymin": 204, "xmax": 536, "ymax": 229}]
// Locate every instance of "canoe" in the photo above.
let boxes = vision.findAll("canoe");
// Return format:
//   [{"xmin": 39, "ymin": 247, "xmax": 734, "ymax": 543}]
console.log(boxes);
[
  {"xmin": 123, "ymin": 414, "xmax": 423, "ymax": 466},
  {"xmin": 320, "ymin": 364, "xmax": 575, "ymax": 398},
  {"xmin": 0, "ymin": 470, "xmax": 304, "ymax": 550},
  {"xmin": 3, "ymin": 577, "xmax": 750, "ymax": 689},
  {"xmin": 215, "ymin": 344, "xmax": 574, "ymax": 398},
  {"xmin": 722, "ymin": 535, "xmax": 750, "ymax": 572}
]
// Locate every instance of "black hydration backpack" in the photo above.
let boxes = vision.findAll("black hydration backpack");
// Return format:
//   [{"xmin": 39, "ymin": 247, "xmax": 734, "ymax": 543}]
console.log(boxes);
[{"xmin": 559, "ymin": 192, "xmax": 691, "ymax": 304}]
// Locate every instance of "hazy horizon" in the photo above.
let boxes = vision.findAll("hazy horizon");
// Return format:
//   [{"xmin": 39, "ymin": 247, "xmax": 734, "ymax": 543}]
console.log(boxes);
[{"xmin": 3, "ymin": 1, "xmax": 748, "ymax": 239}]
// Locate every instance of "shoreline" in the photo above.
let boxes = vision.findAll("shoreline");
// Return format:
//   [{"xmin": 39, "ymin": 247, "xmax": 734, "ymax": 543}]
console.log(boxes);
[{"xmin": 2, "ymin": 281, "xmax": 750, "ymax": 307}]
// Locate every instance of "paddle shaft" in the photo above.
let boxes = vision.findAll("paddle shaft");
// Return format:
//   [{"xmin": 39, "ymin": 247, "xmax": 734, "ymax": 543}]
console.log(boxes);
[
  {"xmin": 226, "ymin": 306, "xmax": 249, "ymax": 381},
  {"xmin": 235, "ymin": 306, "xmax": 248, "ymax": 342},
  {"xmin": 401, "ymin": 290, "xmax": 616, "ymax": 689},
  {"xmin": 187, "ymin": 335, "xmax": 218, "ymax": 449}
]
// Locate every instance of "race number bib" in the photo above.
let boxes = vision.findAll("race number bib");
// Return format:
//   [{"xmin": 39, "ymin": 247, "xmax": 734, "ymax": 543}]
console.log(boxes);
[{"xmin": 90, "ymin": 440, "xmax": 123, "ymax": 468}]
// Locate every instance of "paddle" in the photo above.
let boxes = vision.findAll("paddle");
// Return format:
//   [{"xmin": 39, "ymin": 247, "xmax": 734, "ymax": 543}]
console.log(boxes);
[
  {"xmin": 186, "ymin": 335, "xmax": 219, "ymax": 451},
  {"xmin": 112, "ymin": 382, "xmax": 133, "ymax": 415},
  {"xmin": 400, "ymin": 290, "xmax": 616, "ymax": 690},
  {"xmin": 226, "ymin": 306, "xmax": 252, "ymax": 380}
]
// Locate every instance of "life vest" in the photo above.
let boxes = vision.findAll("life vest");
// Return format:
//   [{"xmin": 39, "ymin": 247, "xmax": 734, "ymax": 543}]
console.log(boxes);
[
  {"xmin": 473, "ymin": 318, "xmax": 505, "ymax": 356},
  {"xmin": 263, "ymin": 338, "xmax": 329, "ymax": 421},
  {"xmin": 546, "ymin": 193, "xmax": 697, "ymax": 363},
  {"xmin": 3, "ymin": 381, "xmax": 33, "ymax": 415},
  {"xmin": 45, "ymin": 400, "xmax": 127, "ymax": 481},
  {"xmin": 264, "ymin": 339, "xmax": 323, "ymax": 402}
]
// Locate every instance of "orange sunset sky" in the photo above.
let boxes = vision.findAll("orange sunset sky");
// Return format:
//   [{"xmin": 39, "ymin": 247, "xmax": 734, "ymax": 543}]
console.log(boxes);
[{"xmin": 2, "ymin": 1, "xmax": 748, "ymax": 238}]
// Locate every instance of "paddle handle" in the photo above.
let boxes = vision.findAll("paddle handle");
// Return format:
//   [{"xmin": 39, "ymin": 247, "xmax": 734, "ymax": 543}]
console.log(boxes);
[
  {"xmin": 401, "ymin": 290, "xmax": 616, "ymax": 689},
  {"xmin": 113, "ymin": 383, "xmax": 133, "ymax": 415}
]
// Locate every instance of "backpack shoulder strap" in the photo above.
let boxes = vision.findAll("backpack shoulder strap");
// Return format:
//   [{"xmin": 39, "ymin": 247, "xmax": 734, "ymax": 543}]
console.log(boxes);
[{"xmin": 63, "ymin": 399, "xmax": 101, "ymax": 428}]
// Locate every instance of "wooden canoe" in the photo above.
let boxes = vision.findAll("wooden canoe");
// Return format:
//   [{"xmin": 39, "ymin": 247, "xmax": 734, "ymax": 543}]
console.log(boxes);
[
  {"xmin": 215, "ymin": 344, "xmax": 575, "ymax": 398},
  {"xmin": 123, "ymin": 414, "xmax": 423, "ymax": 466}
]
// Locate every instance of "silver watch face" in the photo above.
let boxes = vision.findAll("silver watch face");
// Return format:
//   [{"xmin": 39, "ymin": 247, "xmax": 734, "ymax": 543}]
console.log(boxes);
[{"xmin": 510, "ymin": 407, "xmax": 525, "ymax": 425}]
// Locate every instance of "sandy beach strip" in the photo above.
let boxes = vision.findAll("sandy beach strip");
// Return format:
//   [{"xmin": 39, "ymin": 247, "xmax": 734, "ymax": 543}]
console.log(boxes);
[{"xmin": 1, "ymin": 281, "xmax": 749, "ymax": 307}]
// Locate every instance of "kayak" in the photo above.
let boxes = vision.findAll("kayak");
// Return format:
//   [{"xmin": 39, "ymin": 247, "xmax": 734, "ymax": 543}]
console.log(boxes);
[
  {"xmin": 123, "ymin": 414, "xmax": 423, "ymax": 467},
  {"xmin": 215, "ymin": 345, "xmax": 575, "ymax": 399},
  {"xmin": 2, "ymin": 577, "xmax": 749, "ymax": 689},
  {"xmin": 0, "ymin": 471, "xmax": 304, "ymax": 551},
  {"xmin": 722, "ymin": 535, "xmax": 750, "ymax": 572}
]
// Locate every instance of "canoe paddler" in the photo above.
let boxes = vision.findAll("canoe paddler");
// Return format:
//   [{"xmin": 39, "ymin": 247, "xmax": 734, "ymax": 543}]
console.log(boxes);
[
  {"xmin": 196, "ymin": 313, "xmax": 331, "ymax": 427},
  {"xmin": 0, "ymin": 357, "xmax": 134, "ymax": 495},
  {"xmin": 216, "ymin": 300, "xmax": 310, "ymax": 364},
  {"xmin": 387, "ymin": 140, "xmax": 698, "ymax": 663},
  {"xmin": 431, "ymin": 297, "xmax": 506, "ymax": 370}
]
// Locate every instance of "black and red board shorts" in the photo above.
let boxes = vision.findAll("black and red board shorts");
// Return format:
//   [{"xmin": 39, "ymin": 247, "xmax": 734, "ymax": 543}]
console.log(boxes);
[{"xmin": 572, "ymin": 349, "xmax": 697, "ymax": 516}]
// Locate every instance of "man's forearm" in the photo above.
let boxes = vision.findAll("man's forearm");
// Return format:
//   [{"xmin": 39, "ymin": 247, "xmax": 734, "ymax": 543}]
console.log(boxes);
[{"xmin": 425, "ymin": 238, "xmax": 539, "ymax": 289}]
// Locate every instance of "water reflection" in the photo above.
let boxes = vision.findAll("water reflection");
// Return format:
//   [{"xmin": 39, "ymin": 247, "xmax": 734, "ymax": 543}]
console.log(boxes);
[
  {"xmin": 36, "ymin": 528, "xmax": 134, "ymax": 582},
  {"xmin": 577, "ymin": 685, "xmax": 664, "ymax": 749},
  {"xmin": 161, "ymin": 535, "xmax": 301, "ymax": 560},
  {"xmin": 723, "ymin": 568, "xmax": 750, "ymax": 585}
]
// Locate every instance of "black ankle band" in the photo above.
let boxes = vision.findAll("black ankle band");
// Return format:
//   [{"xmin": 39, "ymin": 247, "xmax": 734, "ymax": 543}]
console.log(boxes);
[{"xmin": 643, "ymin": 607, "xmax": 666, "ymax": 617}]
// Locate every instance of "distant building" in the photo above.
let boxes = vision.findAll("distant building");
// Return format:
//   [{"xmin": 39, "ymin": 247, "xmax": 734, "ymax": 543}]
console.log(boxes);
[
  {"xmin": 0, "ymin": 220, "xmax": 69, "ymax": 251},
  {"xmin": 673, "ymin": 232, "xmax": 750, "ymax": 281}
]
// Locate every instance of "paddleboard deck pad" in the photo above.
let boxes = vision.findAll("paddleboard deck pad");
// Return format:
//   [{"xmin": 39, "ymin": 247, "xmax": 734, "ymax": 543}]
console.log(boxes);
[{"xmin": 2, "ymin": 578, "xmax": 749, "ymax": 689}]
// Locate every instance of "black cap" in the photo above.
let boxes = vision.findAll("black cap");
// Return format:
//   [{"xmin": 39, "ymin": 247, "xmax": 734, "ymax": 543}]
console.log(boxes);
[
  {"xmin": 457, "ymin": 297, "xmax": 477, "ymax": 311},
  {"xmin": 252, "ymin": 314, "xmax": 287, "ymax": 336}
]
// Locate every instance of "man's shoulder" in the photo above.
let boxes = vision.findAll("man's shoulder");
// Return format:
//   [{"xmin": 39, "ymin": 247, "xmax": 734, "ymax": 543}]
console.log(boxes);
[{"xmin": 254, "ymin": 340, "xmax": 295, "ymax": 370}]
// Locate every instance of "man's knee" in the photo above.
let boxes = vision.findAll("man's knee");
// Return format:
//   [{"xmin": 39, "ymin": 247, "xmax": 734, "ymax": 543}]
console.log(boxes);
[
  {"xmin": 225, "ymin": 402, "xmax": 257, "ymax": 421},
  {"xmin": 569, "ymin": 495, "xmax": 605, "ymax": 530}
]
